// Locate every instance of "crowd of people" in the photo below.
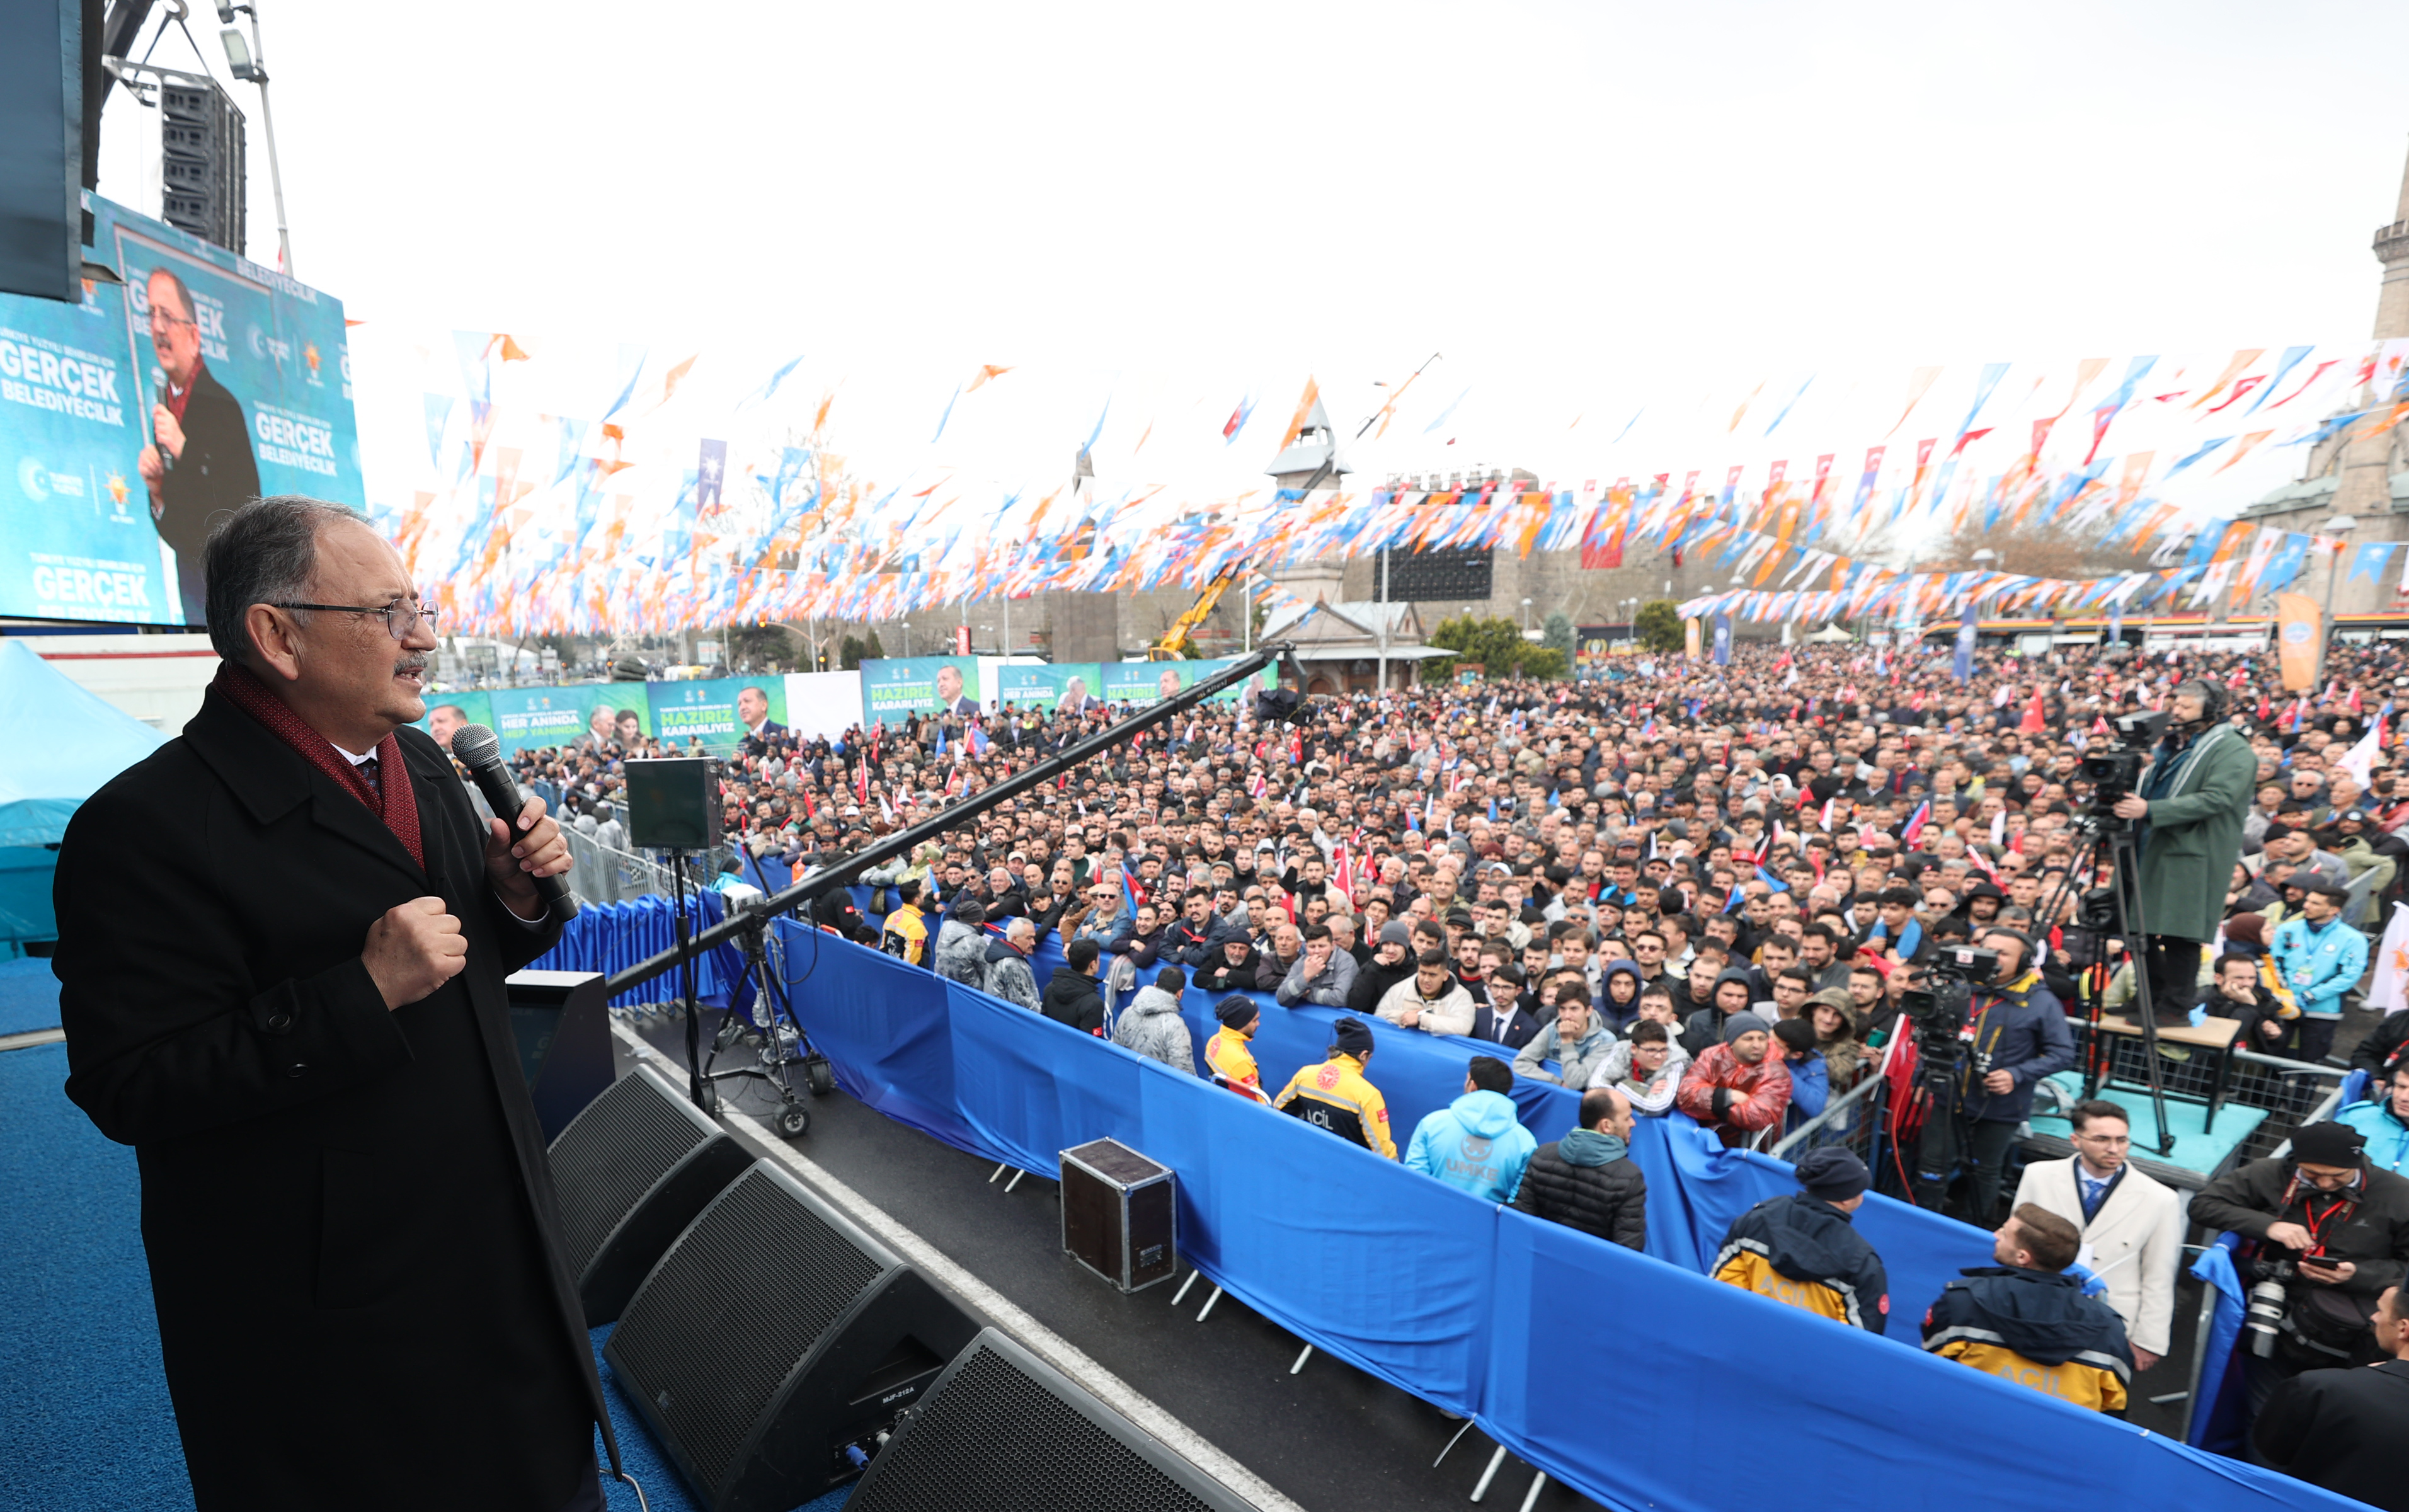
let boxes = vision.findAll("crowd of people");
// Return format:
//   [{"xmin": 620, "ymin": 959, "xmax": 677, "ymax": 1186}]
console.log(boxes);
[{"xmin": 490, "ymin": 631, "xmax": 2409, "ymax": 1493}]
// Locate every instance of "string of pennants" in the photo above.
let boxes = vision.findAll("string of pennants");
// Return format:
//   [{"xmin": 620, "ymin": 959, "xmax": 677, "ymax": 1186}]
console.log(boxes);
[{"xmin": 365, "ymin": 330, "xmax": 2409, "ymax": 638}]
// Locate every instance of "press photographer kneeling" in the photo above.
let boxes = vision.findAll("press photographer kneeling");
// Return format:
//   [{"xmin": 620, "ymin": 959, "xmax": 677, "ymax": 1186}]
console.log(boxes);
[{"xmin": 2192, "ymin": 1121, "xmax": 2409, "ymax": 1450}]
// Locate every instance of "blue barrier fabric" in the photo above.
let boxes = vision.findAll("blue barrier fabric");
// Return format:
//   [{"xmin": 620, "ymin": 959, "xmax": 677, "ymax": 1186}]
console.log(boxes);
[
  {"xmin": 2189, "ymin": 1235, "xmax": 2251, "ymax": 1455},
  {"xmin": 1482, "ymin": 1208, "xmax": 2337, "ymax": 1512},
  {"xmin": 566, "ymin": 907, "xmax": 2349, "ymax": 1510},
  {"xmin": 943, "ymin": 981, "xmax": 1494, "ymax": 1410},
  {"xmin": 533, "ymin": 892, "xmax": 739, "ymax": 1007},
  {"xmin": 1625, "ymin": 1116, "xmax": 1997, "ymax": 1343}
]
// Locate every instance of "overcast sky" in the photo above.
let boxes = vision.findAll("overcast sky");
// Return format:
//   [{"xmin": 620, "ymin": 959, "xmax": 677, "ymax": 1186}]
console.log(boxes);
[{"xmin": 96, "ymin": 0, "xmax": 2409, "ymax": 520}]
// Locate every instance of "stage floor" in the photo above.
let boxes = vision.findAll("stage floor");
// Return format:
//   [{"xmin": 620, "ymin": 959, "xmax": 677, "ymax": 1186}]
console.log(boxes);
[{"xmin": 629, "ymin": 1007, "xmax": 1601, "ymax": 1512}]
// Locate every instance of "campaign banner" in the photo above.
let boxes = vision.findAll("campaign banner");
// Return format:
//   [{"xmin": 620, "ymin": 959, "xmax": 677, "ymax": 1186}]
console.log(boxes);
[
  {"xmin": 649, "ymin": 675, "xmax": 789, "ymax": 751},
  {"xmin": 2275, "ymin": 591, "xmax": 2321, "ymax": 691},
  {"xmin": 415, "ymin": 690, "xmax": 494, "ymax": 752},
  {"xmin": 0, "ymin": 195, "xmax": 360, "ymax": 628},
  {"xmin": 859, "ymin": 656, "xmax": 981, "ymax": 723},
  {"xmin": 488, "ymin": 684, "xmax": 629, "ymax": 756},
  {"xmin": 1099, "ymin": 660, "xmax": 1194, "ymax": 707},
  {"xmin": 994, "ymin": 661, "xmax": 1104, "ymax": 713}
]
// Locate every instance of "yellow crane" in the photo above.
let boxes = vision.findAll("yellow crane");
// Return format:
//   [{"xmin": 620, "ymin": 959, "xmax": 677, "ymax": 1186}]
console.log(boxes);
[{"xmin": 1144, "ymin": 563, "xmax": 1244, "ymax": 660}]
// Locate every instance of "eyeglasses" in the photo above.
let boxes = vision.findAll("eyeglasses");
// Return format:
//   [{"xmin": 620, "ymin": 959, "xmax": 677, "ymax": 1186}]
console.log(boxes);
[{"xmin": 269, "ymin": 596, "xmax": 438, "ymax": 641}]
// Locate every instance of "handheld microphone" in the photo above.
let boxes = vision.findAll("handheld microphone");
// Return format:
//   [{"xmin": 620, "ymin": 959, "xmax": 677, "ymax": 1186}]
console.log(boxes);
[{"xmin": 447, "ymin": 723, "xmax": 580, "ymax": 924}]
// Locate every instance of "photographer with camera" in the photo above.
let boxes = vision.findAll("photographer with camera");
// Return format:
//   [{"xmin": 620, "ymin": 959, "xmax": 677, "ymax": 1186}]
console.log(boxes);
[
  {"xmin": 2106, "ymin": 680, "xmax": 2256, "ymax": 1027},
  {"xmin": 2192, "ymin": 1121, "xmax": 2409, "ymax": 1445},
  {"xmin": 1912, "ymin": 929, "xmax": 2074, "ymax": 1223}
]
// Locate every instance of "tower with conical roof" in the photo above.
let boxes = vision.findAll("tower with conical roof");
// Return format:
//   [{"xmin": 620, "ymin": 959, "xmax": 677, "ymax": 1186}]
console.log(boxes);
[
  {"xmin": 2332, "ymin": 146, "xmax": 2409, "ymax": 518},
  {"xmin": 1262, "ymin": 396, "xmax": 1351, "ymax": 604}
]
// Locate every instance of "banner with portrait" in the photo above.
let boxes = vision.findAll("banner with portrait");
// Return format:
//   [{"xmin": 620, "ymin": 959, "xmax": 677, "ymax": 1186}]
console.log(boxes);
[
  {"xmin": 0, "ymin": 195, "xmax": 360, "ymax": 629},
  {"xmin": 859, "ymin": 656, "xmax": 981, "ymax": 724},
  {"xmin": 648, "ymin": 675, "xmax": 788, "ymax": 751},
  {"xmin": 486, "ymin": 684, "xmax": 629, "ymax": 757},
  {"xmin": 1099, "ymin": 661, "xmax": 1194, "ymax": 707},
  {"xmin": 413, "ymin": 690, "xmax": 493, "ymax": 752},
  {"xmin": 993, "ymin": 661, "xmax": 1104, "ymax": 714}
]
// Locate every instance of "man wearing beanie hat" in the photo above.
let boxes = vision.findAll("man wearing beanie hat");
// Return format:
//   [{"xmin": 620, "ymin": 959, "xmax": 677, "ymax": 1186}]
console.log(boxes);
[
  {"xmin": 1712, "ymin": 1147, "xmax": 1889, "ymax": 1331},
  {"xmin": 1346, "ymin": 919, "xmax": 1421, "ymax": 1016},
  {"xmin": 1674, "ymin": 1011, "xmax": 1791, "ymax": 1148},
  {"xmin": 1204, "ymin": 996, "xmax": 1266, "ymax": 1103},
  {"xmin": 1271, "ymin": 1016, "xmax": 1396, "ymax": 1159},
  {"xmin": 2196, "ymin": 1117, "xmax": 2409, "ymax": 1433}
]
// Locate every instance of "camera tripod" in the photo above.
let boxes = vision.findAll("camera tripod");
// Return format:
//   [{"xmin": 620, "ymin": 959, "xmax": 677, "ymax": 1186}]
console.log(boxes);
[
  {"xmin": 2039, "ymin": 814, "xmax": 2178, "ymax": 1156},
  {"xmin": 667, "ymin": 852, "xmax": 835, "ymax": 1140}
]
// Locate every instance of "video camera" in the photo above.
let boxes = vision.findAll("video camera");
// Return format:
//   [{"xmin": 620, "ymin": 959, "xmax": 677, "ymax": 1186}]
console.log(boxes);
[
  {"xmin": 1901, "ymin": 943, "xmax": 2003, "ymax": 1095},
  {"xmin": 2076, "ymin": 710, "xmax": 2169, "ymax": 819}
]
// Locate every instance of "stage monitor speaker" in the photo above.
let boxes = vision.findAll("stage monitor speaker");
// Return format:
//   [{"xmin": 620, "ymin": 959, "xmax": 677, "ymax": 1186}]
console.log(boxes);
[
  {"xmin": 604, "ymin": 1160, "xmax": 983, "ymax": 1512},
  {"xmin": 506, "ymin": 969, "xmax": 617, "ymax": 1142},
  {"xmin": 846, "ymin": 1327, "xmax": 1252, "ymax": 1512},
  {"xmin": 624, "ymin": 757, "xmax": 720, "ymax": 852},
  {"xmin": 546, "ymin": 1064, "xmax": 750, "ymax": 1324}
]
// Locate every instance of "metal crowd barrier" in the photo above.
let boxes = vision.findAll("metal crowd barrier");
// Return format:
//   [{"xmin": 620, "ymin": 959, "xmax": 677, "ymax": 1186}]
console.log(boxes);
[{"xmin": 1768, "ymin": 1068, "xmax": 1887, "ymax": 1162}]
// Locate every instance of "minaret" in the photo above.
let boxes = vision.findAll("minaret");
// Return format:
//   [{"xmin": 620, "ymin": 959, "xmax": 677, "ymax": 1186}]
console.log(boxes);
[{"xmin": 2332, "ymin": 143, "xmax": 2409, "ymax": 517}]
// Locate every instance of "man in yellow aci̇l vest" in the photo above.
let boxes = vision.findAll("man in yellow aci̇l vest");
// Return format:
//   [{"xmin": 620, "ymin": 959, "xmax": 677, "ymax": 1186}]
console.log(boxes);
[
  {"xmin": 1923, "ymin": 1203, "xmax": 2136, "ymax": 1414},
  {"xmin": 1271, "ymin": 1016, "xmax": 1395, "ymax": 1159}
]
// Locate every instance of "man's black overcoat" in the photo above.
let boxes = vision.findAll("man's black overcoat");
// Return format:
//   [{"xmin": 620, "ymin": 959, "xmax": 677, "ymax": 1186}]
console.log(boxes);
[{"xmin": 54, "ymin": 684, "xmax": 610, "ymax": 1511}]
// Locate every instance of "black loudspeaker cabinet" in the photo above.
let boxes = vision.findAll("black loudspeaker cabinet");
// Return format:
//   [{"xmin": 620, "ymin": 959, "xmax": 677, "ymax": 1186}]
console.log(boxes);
[
  {"xmin": 505, "ymin": 970, "xmax": 617, "ymax": 1142},
  {"xmin": 847, "ymin": 1327, "xmax": 1252, "ymax": 1512},
  {"xmin": 604, "ymin": 1160, "xmax": 984, "ymax": 1512},
  {"xmin": 546, "ymin": 1065, "xmax": 752, "ymax": 1324},
  {"xmin": 1059, "ymin": 1138, "xmax": 1177, "ymax": 1292},
  {"xmin": 624, "ymin": 757, "xmax": 721, "ymax": 851}
]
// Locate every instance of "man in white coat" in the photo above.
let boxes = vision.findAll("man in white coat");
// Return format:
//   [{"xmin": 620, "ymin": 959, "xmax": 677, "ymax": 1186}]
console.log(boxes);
[{"xmin": 2010, "ymin": 1097, "xmax": 2183, "ymax": 1372}]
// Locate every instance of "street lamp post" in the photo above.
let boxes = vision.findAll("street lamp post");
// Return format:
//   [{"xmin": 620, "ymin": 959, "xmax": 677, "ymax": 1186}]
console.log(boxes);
[
  {"xmin": 215, "ymin": 3, "xmax": 293, "ymax": 273},
  {"xmin": 2317, "ymin": 514, "xmax": 2359, "ymax": 684}
]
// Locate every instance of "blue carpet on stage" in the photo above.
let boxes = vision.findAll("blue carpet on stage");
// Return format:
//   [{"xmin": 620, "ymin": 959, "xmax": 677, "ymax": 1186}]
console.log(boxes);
[
  {"xmin": 0, "ymin": 1041, "xmax": 847, "ymax": 1512},
  {"xmin": 0, "ymin": 957, "xmax": 60, "ymax": 1036}
]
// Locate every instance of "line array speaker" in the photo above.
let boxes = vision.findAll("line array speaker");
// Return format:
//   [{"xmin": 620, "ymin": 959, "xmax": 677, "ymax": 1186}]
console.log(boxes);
[
  {"xmin": 546, "ymin": 1064, "xmax": 751, "ymax": 1324},
  {"xmin": 846, "ymin": 1327, "xmax": 1252, "ymax": 1512},
  {"xmin": 604, "ymin": 1160, "xmax": 983, "ymax": 1512}
]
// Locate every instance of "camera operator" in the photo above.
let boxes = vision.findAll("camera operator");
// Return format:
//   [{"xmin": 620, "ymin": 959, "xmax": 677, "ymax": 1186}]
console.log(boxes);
[
  {"xmin": 2107, "ymin": 680, "xmax": 2256, "ymax": 1027},
  {"xmin": 2192, "ymin": 1121, "xmax": 2409, "ymax": 1444},
  {"xmin": 1918, "ymin": 929, "xmax": 2074, "ymax": 1223}
]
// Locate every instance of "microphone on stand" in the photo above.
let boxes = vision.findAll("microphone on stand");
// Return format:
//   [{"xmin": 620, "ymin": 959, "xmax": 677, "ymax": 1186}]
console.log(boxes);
[{"xmin": 448, "ymin": 723, "xmax": 580, "ymax": 925}]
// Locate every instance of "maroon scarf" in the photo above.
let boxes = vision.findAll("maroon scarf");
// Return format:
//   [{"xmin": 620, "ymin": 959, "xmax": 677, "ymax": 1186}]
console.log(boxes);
[{"xmin": 215, "ymin": 661, "xmax": 425, "ymax": 869}]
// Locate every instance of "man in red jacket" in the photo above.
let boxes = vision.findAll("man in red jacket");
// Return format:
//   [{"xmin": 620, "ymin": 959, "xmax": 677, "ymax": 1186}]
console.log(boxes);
[{"xmin": 1678, "ymin": 1012, "xmax": 1793, "ymax": 1148}]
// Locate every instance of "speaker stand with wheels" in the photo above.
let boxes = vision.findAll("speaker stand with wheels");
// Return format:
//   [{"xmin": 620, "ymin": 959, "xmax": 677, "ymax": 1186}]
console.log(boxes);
[{"xmin": 697, "ymin": 898, "xmax": 833, "ymax": 1140}]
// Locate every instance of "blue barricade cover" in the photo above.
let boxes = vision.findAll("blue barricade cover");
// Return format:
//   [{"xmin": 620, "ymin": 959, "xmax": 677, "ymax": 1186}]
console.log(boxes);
[
  {"xmin": 1482, "ymin": 1206, "xmax": 2333, "ymax": 1512},
  {"xmin": 557, "ymin": 905, "xmax": 2348, "ymax": 1511},
  {"xmin": 532, "ymin": 892, "xmax": 740, "ymax": 1007}
]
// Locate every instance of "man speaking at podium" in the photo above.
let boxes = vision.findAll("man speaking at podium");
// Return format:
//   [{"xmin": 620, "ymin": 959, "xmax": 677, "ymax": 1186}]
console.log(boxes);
[{"xmin": 52, "ymin": 496, "xmax": 614, "ymax": 1511}]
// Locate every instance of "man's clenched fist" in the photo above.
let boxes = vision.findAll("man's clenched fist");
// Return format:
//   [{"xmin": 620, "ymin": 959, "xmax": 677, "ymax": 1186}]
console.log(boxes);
[{"xmin": 363, "ymin": 896, "xmax": 467, "ymax": 1009}]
